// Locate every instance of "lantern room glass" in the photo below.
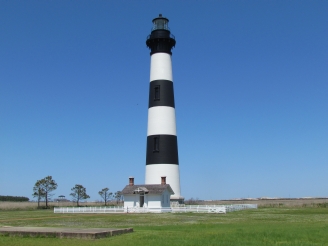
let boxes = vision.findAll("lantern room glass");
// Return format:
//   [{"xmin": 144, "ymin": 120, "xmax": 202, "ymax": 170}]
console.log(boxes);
[{"xmin": 152, "ymin": 15, "xmax": 169, "ymax": 31}]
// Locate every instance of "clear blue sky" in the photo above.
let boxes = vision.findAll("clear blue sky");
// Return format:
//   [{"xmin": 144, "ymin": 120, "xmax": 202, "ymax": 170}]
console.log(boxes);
[{"xmin": 1, "ymin": 1, "xmax": 327, "ymax": 201}]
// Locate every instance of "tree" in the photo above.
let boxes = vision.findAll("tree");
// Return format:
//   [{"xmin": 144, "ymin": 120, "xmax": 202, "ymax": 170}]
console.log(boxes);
[
  {"xmin": 33, "ymin": 176, "xmax": 58, "ymax": 208},
  {"xmin": 32, "ymin": 187, "xmax": 45, "ymax": 208},
  {"xmin": 98, "ymin": 188, "xmax": 112, "ymax": 206},
  {"xmin": 114, "ymin": 191, "xmax": 122, "ymax": 204},
  {"xmin": 70, "ymin": 184, "xmax": 90, "ymax": 206}
]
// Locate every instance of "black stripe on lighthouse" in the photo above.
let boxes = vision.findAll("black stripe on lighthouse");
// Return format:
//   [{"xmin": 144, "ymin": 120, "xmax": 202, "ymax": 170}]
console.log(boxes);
[
  {"xmin": 146, "ymin": 135, "xmax": 179, "ymax": 164},
  {"xmin": 149, "ymin": 80, "xmax": 175, "ymax": 108}
]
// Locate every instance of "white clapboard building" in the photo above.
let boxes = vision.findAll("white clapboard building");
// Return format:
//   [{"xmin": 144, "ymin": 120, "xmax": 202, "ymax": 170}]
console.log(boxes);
[{"xmin": 122, "ymin": 177, "xmax": 174, "ymax": 209}]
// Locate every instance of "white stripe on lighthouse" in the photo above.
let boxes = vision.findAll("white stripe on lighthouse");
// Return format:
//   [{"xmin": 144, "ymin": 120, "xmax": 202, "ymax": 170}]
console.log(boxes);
[
  {"xmin": 150, "ymin": 53, "xmax": 173, "ymax": 81},
  {"xmin": 145, "ymin": 164, "xmax": 181, "ymax": 198},
  {"xmin": 147, "ymin": 106, "xmax": 177, "ymax": 136}
]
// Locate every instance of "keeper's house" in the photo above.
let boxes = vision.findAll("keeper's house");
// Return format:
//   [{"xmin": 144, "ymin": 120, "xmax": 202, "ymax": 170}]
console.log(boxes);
[{"xmin": 122, "ymin": 177, "xmax": 174, "ymax": 209}]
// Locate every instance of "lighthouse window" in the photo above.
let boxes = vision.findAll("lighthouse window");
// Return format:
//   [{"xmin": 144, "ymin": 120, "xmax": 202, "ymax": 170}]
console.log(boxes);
[
  {"xmin": 154, "ymin": 86, "xmax": 160, "ymax": 100},
  {"xmin": 153, "ymin": 136, "xmax": 159, "ymax": 152}
]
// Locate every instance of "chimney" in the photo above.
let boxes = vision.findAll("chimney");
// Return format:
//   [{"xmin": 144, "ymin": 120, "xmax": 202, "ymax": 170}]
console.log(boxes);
[
  {"xmin": 129, "ymin": 177, "xmax": 134, "ymax": 186},
  {"xmin": 161, "ymin": 176, "xmax": 166, "ymax": 185}
]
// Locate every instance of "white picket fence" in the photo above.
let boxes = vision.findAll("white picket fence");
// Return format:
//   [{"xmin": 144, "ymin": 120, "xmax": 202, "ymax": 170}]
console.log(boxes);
[
  {"xmin": 179, "ymin": 204, "xmax": 258, "ymax": 213},
  {"xmin": 54, "ymin": 204, "xmax": 257, "ymax": 214},
  {"xmin": 54, "ymin": 206, "xmax": 125, "ymax": 213}
]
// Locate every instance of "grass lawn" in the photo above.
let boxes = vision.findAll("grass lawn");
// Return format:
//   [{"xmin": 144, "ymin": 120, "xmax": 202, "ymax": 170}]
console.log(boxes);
[{"xmin": 0, "ymin": 207, "xmax": 327, "ymax": 245}]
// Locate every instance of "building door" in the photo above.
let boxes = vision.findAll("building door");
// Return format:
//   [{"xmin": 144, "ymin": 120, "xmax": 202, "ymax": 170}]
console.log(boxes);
[{"xmin": 140, "ymin": 194, "xmax": 144, "ymax": 207}]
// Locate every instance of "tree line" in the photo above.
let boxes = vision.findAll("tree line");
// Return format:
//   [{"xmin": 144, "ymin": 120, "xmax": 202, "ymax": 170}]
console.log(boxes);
[
  {"xmin": 0, "ymin": 195, "xmax": 29, "ymax": 202},
  {"xmin": 33, "ymin": 176, "xmax": 122, "ymax": 208}
]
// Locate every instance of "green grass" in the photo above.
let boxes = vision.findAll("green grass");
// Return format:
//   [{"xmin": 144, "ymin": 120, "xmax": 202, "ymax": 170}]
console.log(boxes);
[{"xmin": 0, "ymin": 208, "xmax": 328, "ymax": 245}]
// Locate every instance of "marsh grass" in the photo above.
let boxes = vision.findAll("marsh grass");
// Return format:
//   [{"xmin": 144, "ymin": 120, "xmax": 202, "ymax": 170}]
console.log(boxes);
[
  {"xmin": 0, "ymin": 208, "xmax": 328, "ymax": 245},
  {"xmin": 0, "ymin": 201, "xmax": 122, "ymax": 211}
]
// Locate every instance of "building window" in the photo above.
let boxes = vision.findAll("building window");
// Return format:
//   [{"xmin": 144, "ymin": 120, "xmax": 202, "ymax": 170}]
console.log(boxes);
[
  {"xmin": 154, "ymin": 86, "xmax": 160, "ymax": 100},
  {"xmin": 153, "ymin": 136, "xmax": 159, "ymax": 152}
]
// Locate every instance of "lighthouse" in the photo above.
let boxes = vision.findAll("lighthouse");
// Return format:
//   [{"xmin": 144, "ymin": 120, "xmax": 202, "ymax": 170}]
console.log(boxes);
[{"xmin": 145, "ymin": 14, "xmax": 184, "ymax": 203}]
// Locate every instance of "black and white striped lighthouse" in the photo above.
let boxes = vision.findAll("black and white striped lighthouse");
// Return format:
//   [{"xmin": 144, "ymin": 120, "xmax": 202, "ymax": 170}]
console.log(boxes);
[{"xmin": 145, "ymin": 14, "xmax": 183, "ymax": 203}]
